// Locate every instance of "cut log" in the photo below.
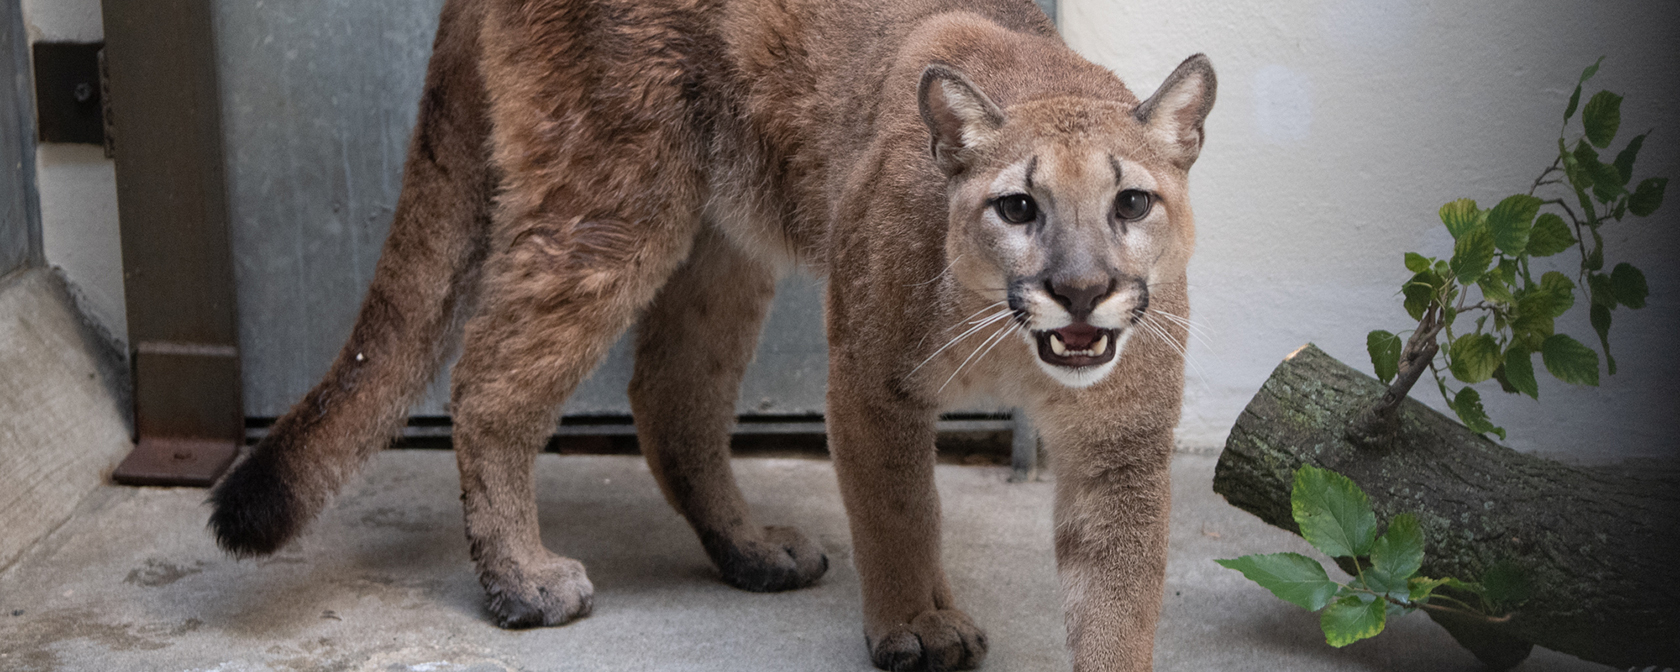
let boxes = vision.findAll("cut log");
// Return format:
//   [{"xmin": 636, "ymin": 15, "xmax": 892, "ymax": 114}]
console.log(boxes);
[{"xmin": 1212, "ymin": 344, "xmax": 1680, "ymax": 669}]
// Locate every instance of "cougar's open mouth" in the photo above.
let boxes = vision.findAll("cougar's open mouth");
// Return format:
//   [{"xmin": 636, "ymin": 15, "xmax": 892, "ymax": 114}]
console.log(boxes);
[{"xmin": 1033, "ymin": 323, "xmax": 1120, "ymax": 369}]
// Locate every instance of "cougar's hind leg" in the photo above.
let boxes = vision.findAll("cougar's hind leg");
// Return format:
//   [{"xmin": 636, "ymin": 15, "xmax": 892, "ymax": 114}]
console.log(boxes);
[
  {"xmin": 208, "ymin": 0, "xmax": 491, "ymax": 557},
  {"xmin": 630, "ymin": 227, "xmax": 828, "ymax": 593}
]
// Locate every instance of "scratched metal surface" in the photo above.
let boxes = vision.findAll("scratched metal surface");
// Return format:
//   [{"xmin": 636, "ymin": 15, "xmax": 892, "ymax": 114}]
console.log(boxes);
[
  {"xmin": 213, "ymin": 0, "xmax": 1057, "ymax": 419},
  {"xmin": 1, "ymin": 0, "xmax": 38, "ymax": 277},
  {"xmin": 213, "ymin": 0, "xmax": 834, "ymax": 418}
]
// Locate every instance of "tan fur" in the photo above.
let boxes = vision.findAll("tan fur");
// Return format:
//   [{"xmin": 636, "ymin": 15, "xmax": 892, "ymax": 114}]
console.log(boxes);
[{"xmin": 210, "ymin": 0, "xmax": 1214, "ymax": 669}]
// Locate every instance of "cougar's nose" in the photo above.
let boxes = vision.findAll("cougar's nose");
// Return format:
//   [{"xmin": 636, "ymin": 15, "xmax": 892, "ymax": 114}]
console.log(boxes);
[{"xmin": 1045, "ymin": 277, "xmax": 1115, "ymax": 322}]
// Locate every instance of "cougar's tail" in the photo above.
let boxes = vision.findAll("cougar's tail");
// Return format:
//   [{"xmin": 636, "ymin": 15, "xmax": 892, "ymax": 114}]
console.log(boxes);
[{"xmin": 209, "ymin": 0, "xmax": 492, "ymax": 556}]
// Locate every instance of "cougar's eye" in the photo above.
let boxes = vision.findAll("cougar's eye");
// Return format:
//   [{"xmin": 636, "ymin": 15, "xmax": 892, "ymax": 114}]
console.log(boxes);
[
  {"xmin": 1115, "ymin": 189, "xmax": 1152, "ymax": 221},
  {"xmin": 995, "ymin": 194, "xmax": 1038, "ymax": 224}
]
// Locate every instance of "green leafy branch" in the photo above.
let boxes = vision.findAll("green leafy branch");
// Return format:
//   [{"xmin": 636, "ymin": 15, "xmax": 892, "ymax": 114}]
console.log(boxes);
[
  {"xmin": 1217, "ymin": 466, "xmax": 1528, "ymax": 647},
  {"xmin": 1361, "ymin": 59, "xmax": 1666, "ymax": 439}
]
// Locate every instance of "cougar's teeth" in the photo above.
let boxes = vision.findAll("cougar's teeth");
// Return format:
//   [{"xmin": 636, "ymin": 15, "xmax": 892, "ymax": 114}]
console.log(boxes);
[
  {"xmin": 1093, "ymin": 334, "xmax": 1109, "ymax": 355},
  {"xmin": 1050, "ymin": 332, "xmax": 1068, "ymax": 356}
]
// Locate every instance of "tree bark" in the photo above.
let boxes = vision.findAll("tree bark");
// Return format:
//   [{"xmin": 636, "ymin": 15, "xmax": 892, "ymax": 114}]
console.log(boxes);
[{"xmin": 1212, "ymin": 344, "xmax": 1680, "ymax": 670}]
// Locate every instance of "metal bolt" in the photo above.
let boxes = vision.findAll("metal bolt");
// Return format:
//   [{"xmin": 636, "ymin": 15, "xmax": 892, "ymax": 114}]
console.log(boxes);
[{"xmin": 73, "ymin": 82, "xmax": 93, "ymax": 103}]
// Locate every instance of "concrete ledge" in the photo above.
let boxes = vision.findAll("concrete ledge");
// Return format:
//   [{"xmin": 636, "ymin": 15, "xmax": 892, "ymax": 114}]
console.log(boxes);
[{"xmin": 0, "ymin": 266, "xmax": 132, "ymax": 571}]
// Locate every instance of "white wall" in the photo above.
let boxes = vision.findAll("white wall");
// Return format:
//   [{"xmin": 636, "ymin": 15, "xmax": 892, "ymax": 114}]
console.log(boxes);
[
  {"xmin": 21, "ymin": 0, "xmax": 125, "ymax": 346},
  {"xmin": 1062, "ymin": 0, "xmax": 1680, "ymax": 463}
]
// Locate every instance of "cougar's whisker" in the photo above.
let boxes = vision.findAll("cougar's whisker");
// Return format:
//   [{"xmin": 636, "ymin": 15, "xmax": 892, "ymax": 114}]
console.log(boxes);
[
  {"xmin": 905, "ymin": 255, "xmax": 961, "ymax": 288},
  {"xmin": 910, "ymin": 307, "xmax": 1012, "ymax": 375},
  {"xmin": 938, "ymin": 320, "xmax": 1017, "ymax": 394},
  {"xmin": 1149, "ymin": 309, "xmax": 1214, "ymax": 352},
  {"xmin": 912, "ymin": 300, "xmax": 1006, "ymax": 351}
]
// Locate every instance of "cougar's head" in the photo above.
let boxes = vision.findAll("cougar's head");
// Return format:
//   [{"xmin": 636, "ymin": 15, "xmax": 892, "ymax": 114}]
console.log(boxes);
[{"xmin": 919, "ymin": 55, "xmax": 1215, "ymax": 388}]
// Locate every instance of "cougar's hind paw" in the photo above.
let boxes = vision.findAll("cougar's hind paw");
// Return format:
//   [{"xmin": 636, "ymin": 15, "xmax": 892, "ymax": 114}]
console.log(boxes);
[
  {"xmin": 482, "ymin": 556, "xmax": 595, "ymax": 628},
  {"xmin": 868, "ymin": 610, "xmax": 988, "ymax": 672},
  {"xmin": 712, "ymin": 525, "xmax": 829, "ymax": 593}
]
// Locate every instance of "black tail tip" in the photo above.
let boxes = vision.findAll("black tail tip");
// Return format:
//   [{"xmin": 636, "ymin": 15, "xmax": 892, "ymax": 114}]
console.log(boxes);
[{"xmin": 207, "ymin": 453, "xmax": 304, "ymax": 557}]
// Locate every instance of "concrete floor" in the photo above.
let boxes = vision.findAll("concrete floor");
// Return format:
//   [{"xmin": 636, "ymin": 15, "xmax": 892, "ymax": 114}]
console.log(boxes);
[{"xmin": 0, "ymin": 450, "xmax": 1616, "ymax": 672}]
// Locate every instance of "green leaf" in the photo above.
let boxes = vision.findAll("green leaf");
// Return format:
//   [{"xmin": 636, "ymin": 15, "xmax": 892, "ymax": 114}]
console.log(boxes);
[
  {"xmin": 1448, "ymin": 333, "xmax": 1501, "ymax": 384},
  {"xmin": 1320, "ymin": 595, "xmax": 1387, "ymax": 647},
  {"xmin": 1451, "ymin": 386, "xmax": 1504, "ymax": 439},
  {"xmin": 1564, "ymin": 84, "xmax": 1582, "ymax": 123},
  {"xmin": 1369, "ymin": 513, "xmax": 1424, "ymax": 581},
  {"xmin": 1629, "ymin": 177, "xmax": 1667, "ymax": 217},
  {"xmin": 1367, "ymin": 330, "xmax": 1403, "ymax": 384},
  {"xmin": 1578, "ymin": 57, "xmax": 1603, "ymax": 84},
  {"xmin": 1613, "ymin": 133, "xmax": 1645, "ymax": 185},
  {"xmin": 1480, "ymin": 561, "xmax": 1532, "ymax": 611},
  {"xmin": 1584, "ymin": 232, "xmax": 1604, "ymax": 271},
  {"xmin": 1438, "ymin": 199, "xmax": 1481, "ymax": 239},
  {"xmin": 1511, "ymin": 289, "xmax": 1556, "ymax": 351},
  {"xmin": 1440, "ymin": 577, "xmax": 1486, "ymax": 595},
  {"xmin": 1402, "ymin": 271, "xmax": 1438, "ymax": 321},
  {"xmin": 1404, "ymin": 252, "xmax": 1432, "ymax": 274},
  {"xmin": 1477, "ymin": 274, "xmax": 1512, "ymax": 304},
  {"xmin": 1591, "ymin": 303, "xmax": 1616, "ymax": 376},
  {"xmin": 1611, "ymin": 263, "xmax": 1648, "ymax": 309},
  {"xmin": 1591, "ymin": 159, "xmax": 1627, "ymax": 203},
  {"xmin": 1562, "ymin": 138, "xmax": 1587, "ymax": 192},
  {"xmin": 1582, "ymin": 90, "xmax": 1622, "ymax": 149},
  {"xmin": 1363, "ymin": 566, "xmax": 1411, "ymax": 603},
  {"xmin": 1451, "ymin": 229, "xmax": 1496, "ymax": 285},
  {"xmin": 1485, "ymin": 194, "xmax": 1541, "ymax": 255},
  {"xmin": 1504, "ymin": 344, "xmax": 1539, "ymax": 399},
  {"xmin": 1492, "ymin": 362, "xmax": 1517, "ymax": 394},
  {"xmin": 1588, "ymin": 272, "xmax": 1618, "ymax": 308},
  {"xmin": 1292, "ymin": 466, "xmax": 1378, "ymax": 559},
  {"xmin": 1525, "ymin": 213, "xmax": 1574, "ymax": 257},
  {"xmin": 1542, "ymin": 333, "xmax": 1600, "ymax": 386},
  {"xmin": 1408, "ymin": 576, "xmax": 1449, "ymax": 603},
  {"xmin": 1497, "ymin": 258, "xmax": 1518, "ymax": 286},
  {"xmin": 1540, "ymin": 271, "xmax": 1576, "ymax": 317},
  {"xmin": 1215, "ymin": 553, "xmax": 1341, "ymax": 611},
  {"xmin": 1572, "ymin": 141, "xmax": 1601, "ymax": 192}
]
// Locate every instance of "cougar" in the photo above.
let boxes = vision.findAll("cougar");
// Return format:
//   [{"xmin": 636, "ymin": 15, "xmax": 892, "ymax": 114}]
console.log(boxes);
[{"xmin": 209, "ymin": 0, "xmax": 1214, "ymax": 669}]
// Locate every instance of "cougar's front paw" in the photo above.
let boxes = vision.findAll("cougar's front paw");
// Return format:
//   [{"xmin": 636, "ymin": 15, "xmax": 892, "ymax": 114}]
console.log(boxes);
[
  {"xmin": 868, "ymin": 609, "xmax": 988, "ymax": 671},
  {"xmin": 480, "ymin": 555, "xmax": 595, "ymax": 629},
  {"xmin": 708, "ymin": 525, "xmax": 829, "ymax": 592}
]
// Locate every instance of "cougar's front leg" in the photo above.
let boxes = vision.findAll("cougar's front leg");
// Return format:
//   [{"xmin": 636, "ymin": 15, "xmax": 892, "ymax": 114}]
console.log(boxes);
[
  {"xmin": 1039, "ymin": 410, "xmax": 1175, "ymax": 672},
  {"xmin": 457, "ymin": 0, "xmax": 710, "ymax": 628},
  {"xmin": 828, "ymin": 375, "xmax": 987, "ymax": 671},
  {"xmin": 451, "ymin": 202, "xmax": 701, "ymax": 627},
  {"xmin": 629, "ymin": 227, "xmax": 827, "ymax": 592}
]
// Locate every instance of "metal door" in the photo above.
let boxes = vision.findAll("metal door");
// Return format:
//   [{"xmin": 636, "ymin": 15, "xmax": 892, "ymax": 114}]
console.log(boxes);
[
  {"xmin": 215, "ymin": 0, "xmax": 1053, "ymax": 424},
  {"xmin": 215, "ymin": 1, "xmax": 829, "ymax": 420},
  {"xmin": 1, "ymin": 0, "xmax": 38, "ymax": 276}
]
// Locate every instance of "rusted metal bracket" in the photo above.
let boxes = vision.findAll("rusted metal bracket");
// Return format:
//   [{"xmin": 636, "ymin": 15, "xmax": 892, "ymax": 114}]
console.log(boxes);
[
  {"xmin": 112, "ymin": 342, "xmax": 241, "ymax": 486},
  {"xmin": 105, "ymin": 0, "xmax": 243, "ymax": 487}
]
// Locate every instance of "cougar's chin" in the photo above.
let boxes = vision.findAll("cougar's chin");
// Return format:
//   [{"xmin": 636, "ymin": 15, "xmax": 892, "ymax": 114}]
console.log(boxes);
[{"xmin": 1028, "ymin": 324, "xmax": 1129, "ymax": 388}]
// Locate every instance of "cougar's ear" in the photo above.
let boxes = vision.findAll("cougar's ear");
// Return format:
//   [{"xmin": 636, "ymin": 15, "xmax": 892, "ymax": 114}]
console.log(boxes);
[
  {"xmin": 919, "ymin": 64, "xmax": 1006, "ymax": 177},
  {"xmin": 1134, "ymin": 54, "xmax": 1216, "ymax": 169}
]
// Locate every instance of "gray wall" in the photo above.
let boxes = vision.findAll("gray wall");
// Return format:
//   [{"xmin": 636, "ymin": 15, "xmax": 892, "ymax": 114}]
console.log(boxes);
[
  {"xmin": 214, "ymin": 0, "xmax": 828, "ymax": 418},
  {"xmin": 1, "ymin": 0, "xmax": 40, "ymax": 277}
]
